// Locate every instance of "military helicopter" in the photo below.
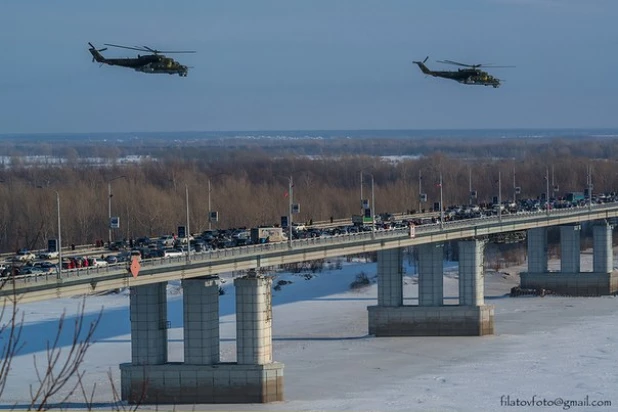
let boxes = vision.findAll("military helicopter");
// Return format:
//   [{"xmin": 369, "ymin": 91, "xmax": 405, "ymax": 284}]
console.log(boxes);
[
  {"xmin": 413, "ymin": 57, "xmax": 513, "ymax": 88},
  {"xmin": 88, "ymin": 42, "xmax": 195, "ymax": 77}
]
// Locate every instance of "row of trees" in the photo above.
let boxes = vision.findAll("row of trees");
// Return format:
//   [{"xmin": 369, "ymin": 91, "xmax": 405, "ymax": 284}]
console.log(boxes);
[
  {"xmin": 1, "ymin": 152, "xmax": 617, "ymax": 253},
  {"xmin": 4, "ymin": 133, "xmax": 618, "ymax": 163}
]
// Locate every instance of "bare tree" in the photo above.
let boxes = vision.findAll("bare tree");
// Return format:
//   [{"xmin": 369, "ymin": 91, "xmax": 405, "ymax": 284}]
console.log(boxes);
[{"xmin": 0, "ymin": 275, "xmax": 104, "ymax": 411}]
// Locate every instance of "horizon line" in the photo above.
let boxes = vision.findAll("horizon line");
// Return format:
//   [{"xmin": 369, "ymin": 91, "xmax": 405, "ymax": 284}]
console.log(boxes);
[{"xmin": 2, "ymin": 126, "xmax": 618, "ymax": 137}]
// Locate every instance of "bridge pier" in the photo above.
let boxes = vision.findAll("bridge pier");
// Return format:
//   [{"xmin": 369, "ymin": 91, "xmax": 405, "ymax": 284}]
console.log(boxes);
[
  {"xmin": 560, "ymin": 225, "xmax": 581, "ymax": 273},
  {"xmin": 120, "ymin": 276, "xmax": 283, "ymax": 405},
  {"xmin": 368, "ymin": 241, "xmax": 494, "ymax": 336},
  {"xmin": 521, "ymin": 222, "xmax": 618, "ymax": 296}
]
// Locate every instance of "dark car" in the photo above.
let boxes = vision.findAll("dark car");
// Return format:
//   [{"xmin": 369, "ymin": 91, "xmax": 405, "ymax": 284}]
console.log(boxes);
[{"xmin": 135, "ymin": 237, "xmax": 151, "ymax": 247}]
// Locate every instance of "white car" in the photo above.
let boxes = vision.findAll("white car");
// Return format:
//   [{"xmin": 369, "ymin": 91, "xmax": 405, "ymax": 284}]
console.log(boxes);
[
  {"xmin": 14, "ymin": 250, "xmax": 36, "ymax": 262},
  {"xmin": 39, "ymin": 251, "xmax": 59, "ymax": 259},
  {"xmin": 162, "ymin": 248, "xmax": 184, "ymax": 258},
  {"xmin": 88, "ymin": 258, "xmax": 108, "ymax": 268}
]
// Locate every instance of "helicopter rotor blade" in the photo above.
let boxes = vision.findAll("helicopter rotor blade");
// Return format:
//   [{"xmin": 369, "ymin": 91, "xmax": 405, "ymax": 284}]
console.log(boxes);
[
  {"xmin": 151, "ymin": 50, "xmax": 196, "ymax": 54},
  {"xmin": 140, "ymin": 45, "xmax": 195, "ymax": 54},
  {"xmin": 104, "ymin": 43, "xmax": 151, "ymax": 52},
  {"xmin": 437, "ymin": 59, "xmax": 474, "ymax": 67},
  {"xmin": 103, "ymin": 43, "xmax": 196, "ymax": 54},
  {"xmin": 477, "ymin": 65, "xmax": 515, "ymax": 68}
]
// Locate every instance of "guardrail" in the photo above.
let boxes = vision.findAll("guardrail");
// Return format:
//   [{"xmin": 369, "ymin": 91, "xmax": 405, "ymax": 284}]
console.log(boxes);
[{"xmin": 2, "ymin": 203, "xmax": 617, "ymax": 301}]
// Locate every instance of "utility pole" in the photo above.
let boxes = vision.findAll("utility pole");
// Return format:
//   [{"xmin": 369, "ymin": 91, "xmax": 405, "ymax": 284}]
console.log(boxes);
[
  {"xmin": 545, "ymin": 167, "xmax": 550, "ymax": 216},
  {"xmin": 439, "ymin": 171, "xmax": 444, "ymax": 230},
  {"xmin": 498, "ymin": 171, "xmax": 502, "ymax": 223},
  {"xmin": 551, "ymin": 164, "xmax": 556, "ymax": 195},
  {"xmin": 185, "ymin": 184, "xmax": 190, "ymax": 261},
  {"xmin": 468, "ymin": 165, "xmax": 472, "ymax": 205},
  {"xmin": 208, "ymin": 179, "xmax": 212, "ymax": 230},
  {"xmin": 371, "ymin": 174, "xmax": 375, "ymax": 233},
  {"xmin": 56, "ymin": 191, "xmax": 62, "ymax": 279},
  {"xmin": 360, "ymin": 170, "xmax": 364, "ymax": 215},
  {"xmin": 587, "ymin": 164, "xmax": 593, "ymax": 211},
  {"xmin": 288, "ymin": 176, "xmax": 294, "ymax": 247},
  {"xmin": 513, "ymin": 166, "xmax": 517, "ymax": 204},
  {"xmin": 107, "ymin": 175, "xmax": 126, "ymax": 246},
  {"xmin": 418, "ymin": 169, "xmax": 422, "ymax": 212}
]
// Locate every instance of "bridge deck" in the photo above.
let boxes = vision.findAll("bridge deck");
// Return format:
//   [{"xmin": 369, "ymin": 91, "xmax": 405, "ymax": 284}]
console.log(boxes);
[{"xmin": 2, "ymin": 204, "xmax": 618, "ymax": 303}]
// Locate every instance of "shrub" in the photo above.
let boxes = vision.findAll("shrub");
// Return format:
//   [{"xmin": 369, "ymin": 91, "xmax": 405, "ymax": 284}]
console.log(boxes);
[{"xmin": 350, "ymin": 272, "xmax": 371, "ymax": 290}]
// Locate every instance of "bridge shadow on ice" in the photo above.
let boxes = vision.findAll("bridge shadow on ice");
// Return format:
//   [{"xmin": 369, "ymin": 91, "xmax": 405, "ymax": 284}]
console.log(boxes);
[{"xmin": 10, "ymin": 269, "xmax": 370, "ymax": 356}]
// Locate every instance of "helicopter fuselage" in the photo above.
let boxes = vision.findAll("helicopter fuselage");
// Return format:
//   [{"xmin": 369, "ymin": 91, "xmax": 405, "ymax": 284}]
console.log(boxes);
[
  {"xmin": 414, "ymin": 61, "xmax": 501, "ymax": 88},
  {"xmin": 89, "ymin": 46, "xmax": 188, "ymax": 77}
]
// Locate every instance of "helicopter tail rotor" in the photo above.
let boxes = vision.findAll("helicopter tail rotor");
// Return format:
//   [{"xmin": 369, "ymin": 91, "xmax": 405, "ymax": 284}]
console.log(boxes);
[
  {"xmin": 412, "ymin": 56, "xmax": 433, "ymax": 75},
  {"xmin": 88, "ymin": 42, "xmax": 107, "ymax": 63}
]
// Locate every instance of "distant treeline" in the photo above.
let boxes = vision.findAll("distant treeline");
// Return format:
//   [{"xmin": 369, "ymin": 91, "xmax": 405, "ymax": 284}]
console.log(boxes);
[
  {"xmin": 3, "ymin": 133, "xmax": 618, "ymax": 162},
  {"xmin": 0, "ymin": 146, "xmax": 617, "ymax": 253}
]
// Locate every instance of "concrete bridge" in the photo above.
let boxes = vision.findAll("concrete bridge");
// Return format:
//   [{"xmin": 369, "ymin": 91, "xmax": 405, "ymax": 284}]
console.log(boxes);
[{"xmin": 2, "ymin": 204, "xmax": 618, "ymax": 404}]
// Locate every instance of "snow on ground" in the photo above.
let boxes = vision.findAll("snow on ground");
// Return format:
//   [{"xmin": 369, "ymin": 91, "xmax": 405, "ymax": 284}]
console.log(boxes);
[{"xmin": 1, "ymin": 253, "xmax": 617, "ymax": 411}]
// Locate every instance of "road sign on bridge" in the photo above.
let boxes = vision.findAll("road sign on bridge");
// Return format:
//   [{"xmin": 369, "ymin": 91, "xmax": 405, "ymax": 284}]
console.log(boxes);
[{"xmin": 130, "ymin": 257, "xmax": 141, "ymax": 278}]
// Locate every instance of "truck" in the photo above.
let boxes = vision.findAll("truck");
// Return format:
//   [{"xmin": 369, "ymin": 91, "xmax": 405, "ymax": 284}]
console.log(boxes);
[
  {"xmin": 251, "ymin": 227, "xmax": 287, "ymax": 244},
  {"xmin": 565, "ymin": 192, "xmax": 585, "ymax": 204}
]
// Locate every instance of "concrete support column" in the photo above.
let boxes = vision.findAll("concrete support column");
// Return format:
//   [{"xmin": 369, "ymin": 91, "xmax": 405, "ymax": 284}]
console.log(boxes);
[
  {"xmin": 121, "ymin": 277, "xmax": 284, "ymax": 404},
  {"xmin": 527, "ymin": 227, "xmax": 548, "ymax": 274},
  {"xmin": 458, "ymin": 239, "xmax": 485, "ymax": 306},
  {"xmin": 593, "ymin": 222, "xmax": 613, "ymax": 273},
  {"xmin": 377, "ymin": 248, "xmax": 403, "ymax": 307},
  {"xmin": 418, "ymin": 243, "xmax": 444, "ymax": 307},
  {"xmin": 129, "ymin": 282, "xmax": 168, "ymax": 365},
  {"xmin": 560, "ymin": 225, "xmax": 581, "ymax": 273},
  {"xmin": 234, "ymin": 276, "xmax": 273, "ymax": 365},
  {"xmin": 182, "ymin": 277, "xmax": 220, "ymax": 365}
]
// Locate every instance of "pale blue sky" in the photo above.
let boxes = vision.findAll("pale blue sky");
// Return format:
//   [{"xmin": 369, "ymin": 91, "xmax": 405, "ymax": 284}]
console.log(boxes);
[{"xmin": 0, "ymin": 0, "xmax": 616, "ymax": 133}]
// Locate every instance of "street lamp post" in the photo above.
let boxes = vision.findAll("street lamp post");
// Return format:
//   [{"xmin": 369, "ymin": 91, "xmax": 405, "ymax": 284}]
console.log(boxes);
[
  {"xmin": 365, "ymin": 173, "xmax": 376, "ymax": 232},
  {"xmin": 468, "ymin": 165, "xmax": 472, "ymax": 206},
  {"xmin": 286, "ymin": 175, "xmax": 294, "ymax": 247},
  {"xmin": 276, "ymin": 172, "xmax": 305, "ymax": 247},
  {"xmin": 498, "ymin": 171, "xmax": 502, "ymax": 223},
  {"xmin": 587, "ymin": 164, "xmax": 593, "ymax": 211},
  {"xmin": 358, "ymin": 167, "xmax": 373, "ymax": 215},
  {"xmin": 37, "ymin": 186, "xmax": 62, "ymax": 278},
  {"xmin": 418, "ymin": 169, "xmax": 423, "ymax": 212},
  {"xmin": 55, "ymin": 191, "xmax": 62, "ymax": 279},
  {"xmin": 372, "ymin": 175, "xmax": 375, "ymax": 232},
  {"xmin": 208, "ymin": 179, "xmax": 212, "ymax": 231},
  {"xmin": 545, "ymin": 167, "xmax": 550, "ymax": 216},
  {"xmin": 513, "ymin": 167, "xmax": 517, "ymax": 205},
  {"xmin": 439, "ymin": 172, "xmax": 444, "ymax": 230},
  {"xmin": 360, "ymin": 170, "xmax": 364, "ymax": 216},
  {"xmin": 108, "ymin": 175, "xmax": 126, "ymax": 246},
  {"xmin": 207, "ymin": 173, "xmax": 228, "ymax": 231},
  {"xmin": 185, "ymin": 184, "xmax": 191, "ymax": 261},
  {"xmin": 551, "ymin": 165, "xmax": 556, "ymax": 195}
]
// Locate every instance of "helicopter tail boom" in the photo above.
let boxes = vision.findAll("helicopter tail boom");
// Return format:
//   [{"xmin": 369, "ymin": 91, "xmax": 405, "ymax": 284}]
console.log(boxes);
[
  {"xmin": 88, "ymin": 43, "xmax": 107, "ymax": 63},
  {"xmin": 413, "ymin": 56, "xmax": 433, "ymax": 75}
]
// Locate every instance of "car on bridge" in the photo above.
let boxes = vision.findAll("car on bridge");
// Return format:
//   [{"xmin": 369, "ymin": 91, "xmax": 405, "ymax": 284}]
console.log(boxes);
[
  {"xmin": 39, "ymin": 250, "xmax": 59, "ymax": 259},
  {"xmin": 162, "ymin": 248, "xmax": 184, "ymax": 258},
  {"xmin": 13, "ymin": 249, "xmax": 36, "ymax": 262}
]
